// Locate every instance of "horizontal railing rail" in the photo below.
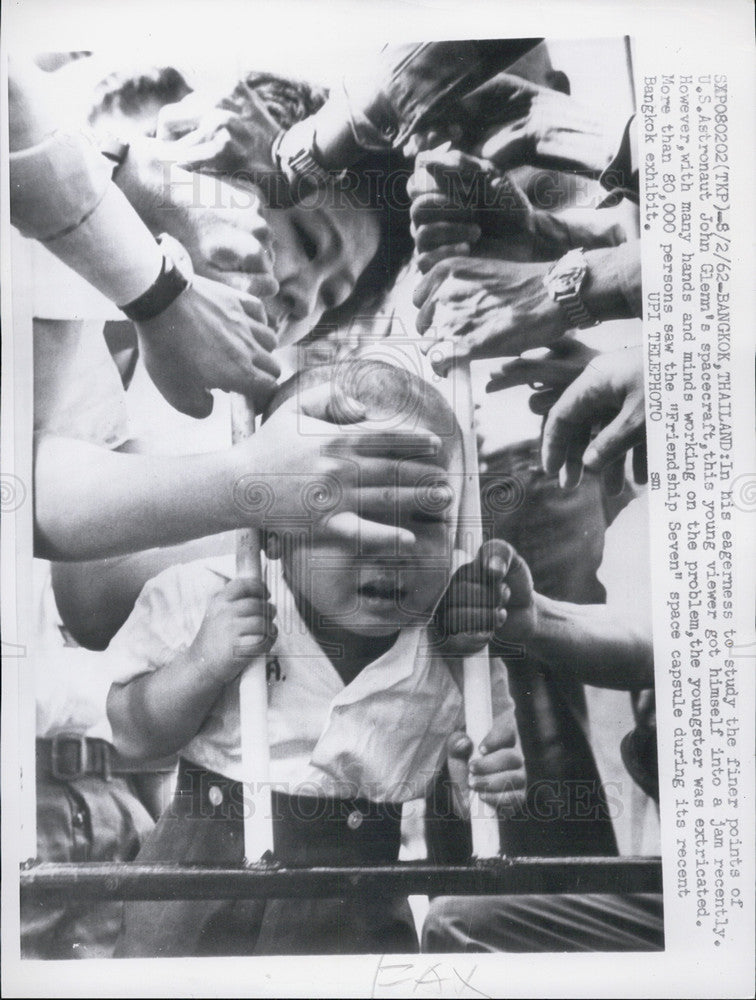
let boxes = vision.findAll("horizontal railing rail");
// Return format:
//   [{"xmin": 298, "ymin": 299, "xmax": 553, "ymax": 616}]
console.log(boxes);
[{"xmin": 20, "ymin": 857, "xmax": 663, "ymax": 902}]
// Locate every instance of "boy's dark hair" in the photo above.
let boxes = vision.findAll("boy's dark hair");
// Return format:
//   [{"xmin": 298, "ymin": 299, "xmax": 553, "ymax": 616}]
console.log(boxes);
[
  {"xmin": 265, "ymin": 355, "xmax": 462, "ymax": 468},
  {"xmin": 225, "ymin": 72, "xmax": 415, "ymax": 323},
  {"xmin": 88, "ymin": 65, "xmax": 192, "ymax": 135}
]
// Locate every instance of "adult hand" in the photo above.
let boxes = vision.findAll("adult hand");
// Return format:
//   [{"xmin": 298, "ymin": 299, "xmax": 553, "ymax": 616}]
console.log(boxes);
[
  {"xmin": 135, "ymin": 276, "xmax": 280, "ymax": 417},
  {"xmin": 432, "ymin": 539, "xmax": 536, "ymax": 656},
  {"xmin": 156, "ymin": 86, "xmax": 282, "ymax": 180},
  {"xmin": 238, "ymin": 383, "xmax": 452, "ymax": 554},
  {"xmin": 414, "ymin": 255, "xmax": 567, "ymax": 372},
  {"xmin": 459, "ymin": 72, "xmax": 618, "ymax": 175},
  {"xmin": 142, "ymin": 154, "xmax": 278, "ymax": 298},
  {"xmin": 409, "ymin": 146, "xmax": 571, "ymax": 271},
  {"xmin": 446, "ymin": 714, "xmax": 527, "ymax": 815},
  {"xmin": 486, "ymin": 339, "xmax": 598, "ymax": 397},
  {"xmin": 541, "ymin": 345, "xmax": 647, "ymax": 494},
  {"xmin": 407, "ymin": 144, "xmax": 481, "ymax": 273}
]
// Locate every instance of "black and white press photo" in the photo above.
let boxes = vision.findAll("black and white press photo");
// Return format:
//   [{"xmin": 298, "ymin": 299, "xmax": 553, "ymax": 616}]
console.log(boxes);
[{"xmin": 2, "ymin": 3, "xmax": 753, "ymax": 997}]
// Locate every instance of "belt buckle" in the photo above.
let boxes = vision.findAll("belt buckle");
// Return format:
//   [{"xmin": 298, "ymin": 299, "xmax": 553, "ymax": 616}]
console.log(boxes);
[{"xmin": 50, "ymin": 733, "xmax": 89, "ymax": 781}]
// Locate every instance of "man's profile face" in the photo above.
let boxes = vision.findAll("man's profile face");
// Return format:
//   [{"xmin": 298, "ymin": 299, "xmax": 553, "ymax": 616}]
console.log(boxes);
[{"xmin": 262, "ymin": 192, "xmax": 381, "ymax": 346}]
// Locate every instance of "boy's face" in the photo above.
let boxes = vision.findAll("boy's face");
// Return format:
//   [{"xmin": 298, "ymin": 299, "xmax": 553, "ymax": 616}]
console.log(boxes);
[
  {"xmin": 271, "ymin": 414, "xmax": 463, "ymax": 637},
  {"xmin": 262, "ymin": 192, "xmax": 381, "ymax": 347}
]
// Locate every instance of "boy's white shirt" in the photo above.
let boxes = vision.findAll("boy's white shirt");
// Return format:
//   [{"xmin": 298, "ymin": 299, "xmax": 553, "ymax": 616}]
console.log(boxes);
[{"xmin": 105, "ymin": 554, "xmax": 520, "ymax": 803}]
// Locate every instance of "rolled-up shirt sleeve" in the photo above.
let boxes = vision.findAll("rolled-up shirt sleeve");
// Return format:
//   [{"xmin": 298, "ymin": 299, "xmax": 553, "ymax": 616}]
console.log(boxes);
[{"xmin": 105, "ymin": 562, "xmax": 224, "ymax": 687}]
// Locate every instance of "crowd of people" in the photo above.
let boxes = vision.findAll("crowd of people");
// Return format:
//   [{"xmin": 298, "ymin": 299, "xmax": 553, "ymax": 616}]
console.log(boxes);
[{"xmin": 11, "ymin": 39, "xmax": 660, "ymax": 958}]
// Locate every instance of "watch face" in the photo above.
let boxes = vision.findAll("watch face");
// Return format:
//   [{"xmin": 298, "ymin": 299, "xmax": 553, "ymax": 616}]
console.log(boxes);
[{"xmin": 551, "ymin": 263, "xmax": 585, "ymax": 294}]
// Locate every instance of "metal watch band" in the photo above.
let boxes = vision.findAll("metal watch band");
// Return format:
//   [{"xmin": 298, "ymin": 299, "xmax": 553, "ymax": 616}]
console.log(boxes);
[
  {"xmin": 544, "ymin": 248, "xmax": 598, "ymax": 330},
  {"xmin": 556, "ymin": 289, "xmax": 597, "ymax": 330},
  {"xmin": 284, "ymin": 146, "xmax": 333, "ymax": 188},
  {"xmin": 120, "ymin": 236, "xmax": 191, "ymax": 322},
  {"xmin": 272, "ymin": 123, "xmax": 343, "ymax": 193}
]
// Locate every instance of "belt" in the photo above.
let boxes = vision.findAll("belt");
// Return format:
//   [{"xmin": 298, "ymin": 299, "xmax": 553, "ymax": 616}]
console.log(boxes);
[
  {"xmin": 175, "ymin": 759, "xmax": 404, "ymax": 867},
  {"xmin": 36, "ymin": 735, "xmax": 176, "ymax": 782}
]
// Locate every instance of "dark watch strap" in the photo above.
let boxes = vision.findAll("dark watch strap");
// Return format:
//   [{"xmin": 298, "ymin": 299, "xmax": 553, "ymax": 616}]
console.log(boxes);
[{"xmin": 120, "ymin": 252, "xmax": 189, "ymax": 322}]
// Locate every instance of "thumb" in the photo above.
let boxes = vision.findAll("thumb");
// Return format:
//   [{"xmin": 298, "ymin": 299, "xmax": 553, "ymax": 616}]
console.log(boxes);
[
  {"xmin": 448, "ymin": 539, "xmax": 511, "ymax": 598},
  {"xmin": 137, "ymin": 336, "xmax": 215, "ymax": 418},
  {"xmin": 447, "ymin": 730, "xmax": 473, "ymax": 762},
  {"xmin": 205, "ymin": 228, "xmax": 275, "ymax": 278},
  {"xmin": 161, "ymin": 381, "xmax": 214, "ymax": 419},
  {"xmin": 424, "ymin": 338, "xmax": 470, "ymax": 377},
  {"xmin": 527, "ymin": 387, "xmax": 560, "ymax": 416},
  {"xmin": 582, "ymin": 402, "xmax": 644, "ymax": 472},
  {"xmin": 475, "ymin": 538, "xmax": 514, "ymax": 584},
  {"xmin": 295, "ymin": 382, "xmax": 368, "ymax": 425},
  {"xmin": 479, "ymin": 714, "xmax": 517, "ymax": 755}
]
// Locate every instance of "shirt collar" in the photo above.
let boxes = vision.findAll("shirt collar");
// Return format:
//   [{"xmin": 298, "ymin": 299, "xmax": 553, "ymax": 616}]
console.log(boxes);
[
  {"xmin": 205, "ymin": 553, "xmax": 432, "ymax": 704},
  {"xmin": 265, "ymin": 557, "xmax": 426, "ymax": 706}
]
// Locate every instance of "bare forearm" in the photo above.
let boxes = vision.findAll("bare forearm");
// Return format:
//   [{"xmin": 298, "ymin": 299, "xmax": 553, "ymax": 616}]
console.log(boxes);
[
  {"xmin": 582, "ymin": 241, "xmax": 642, "ymax": 321},
  {"xmin": 515, "ymin": 593, "xmax": 654, "ymax": 690},
  {"xmin": 548, "ymin": 204, "xmax": 629, "ymax": 252},
  {"xmin": 107, "ymin": 651, "xmax": 224, "ymax": 761},
  {"xmin": 51, "ymin": 533, "xmax": 235, "ymax": 649},
  {"xmin": 34, "ymin": 435, "xmax": 249, "ymax": 560}
]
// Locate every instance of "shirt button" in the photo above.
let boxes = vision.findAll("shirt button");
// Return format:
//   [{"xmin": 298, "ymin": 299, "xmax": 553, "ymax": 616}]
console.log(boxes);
[
  {"xmin": 208, "ymin": 785, "xmax": 224, "ymax": 807},
  {"xmin": 347, "ymin": 810, "xmax": 364, "ymax": 831}
]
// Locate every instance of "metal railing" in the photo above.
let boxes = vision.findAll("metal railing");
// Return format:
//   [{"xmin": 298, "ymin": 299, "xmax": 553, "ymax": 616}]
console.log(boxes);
[{"xmin": 20, "ymin": 856, "xmax": 663, "ymax": 902}]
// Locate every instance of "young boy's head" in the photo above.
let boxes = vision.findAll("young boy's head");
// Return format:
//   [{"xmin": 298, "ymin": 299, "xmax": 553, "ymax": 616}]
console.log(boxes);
[{"xmin": 263, "ymin": 357, "xmax": 463, "ymax": 637}]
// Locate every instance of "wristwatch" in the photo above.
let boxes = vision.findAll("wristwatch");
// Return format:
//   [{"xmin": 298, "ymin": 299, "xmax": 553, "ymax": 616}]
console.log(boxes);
[
  {"xmin": 542, "ymin": 248, "xmax": 598, "ymax": 330},
  {"xmin": 271, "ymin": 118, "xmax": 345, "ymax": 194},
  {"xmin": 120, "ymin": 233, "xmax": 193, "ymax": 322}
]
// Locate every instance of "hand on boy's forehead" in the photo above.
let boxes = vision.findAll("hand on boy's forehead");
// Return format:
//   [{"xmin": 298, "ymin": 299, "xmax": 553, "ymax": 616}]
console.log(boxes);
[
  {"xmin": 308, "ymin": 373, "xmax": 463, "ymax": 539},
  {"xmin": 325, "ymin": 369, "xmax": 462, "ymax": 470}
]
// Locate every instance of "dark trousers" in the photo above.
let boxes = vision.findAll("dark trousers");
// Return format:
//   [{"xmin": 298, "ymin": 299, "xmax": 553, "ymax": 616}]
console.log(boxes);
[{"xmin": 116, "ymin": 760, "xmax": 418, "ymax": 957}]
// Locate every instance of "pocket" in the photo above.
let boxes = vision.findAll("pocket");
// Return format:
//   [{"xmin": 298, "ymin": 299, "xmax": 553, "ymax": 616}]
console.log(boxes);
[{"xmin": 35, "ymin": 777, "xmax": 90, "ymax": 863}]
